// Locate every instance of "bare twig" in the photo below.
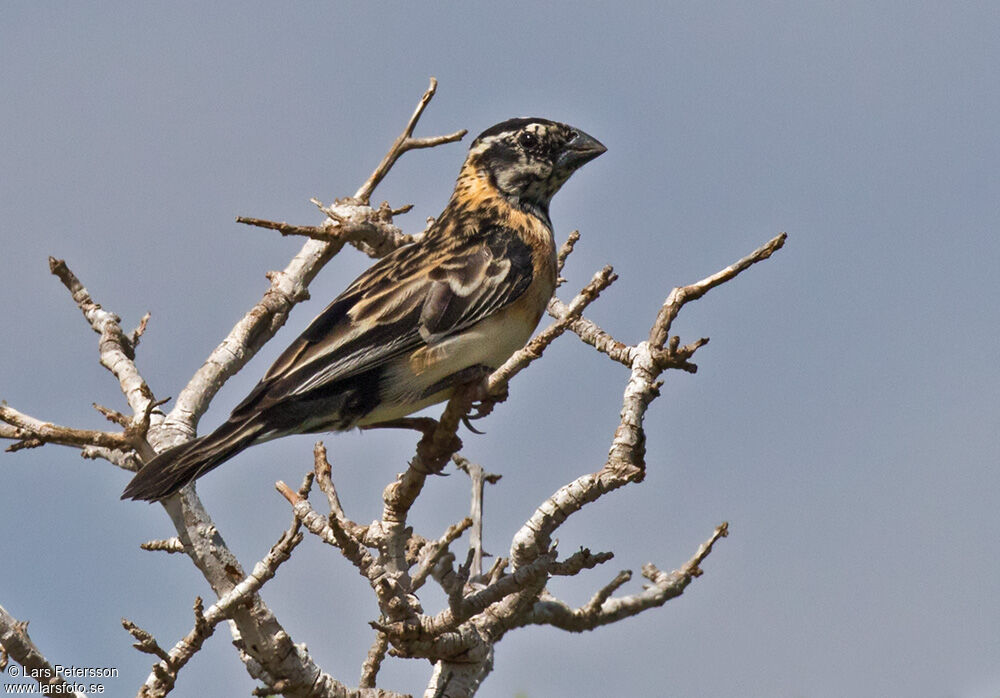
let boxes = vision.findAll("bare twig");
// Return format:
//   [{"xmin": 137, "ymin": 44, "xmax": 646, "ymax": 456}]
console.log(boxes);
[
  {"xmin": 155, "ymin": 487, "xmax": 329, "ymax": 697},
  {"xmin": 412, "ymin": 517, "xmax": 474, "ymax": 592},
  {"xmin": 0, "ymin": 400, "xmax": 159, "ymax": 462},
  {"xmin": 311, "ymin": 441, "xmax": 352, "ymax": 524},
  {"xmin": 235, "ymin": 217, "xmax": 325, "ymax": 237},
  {"xmin": 415, "ymin": 550, "xmax": 557, "ymax": 639},
  {"xmin": 0, "ymin": 266, "xmax": 165, "ymax": 459},
  {"xmin": 523, "ymin": 523, "xmax": 729, "ymax": 632},
  {"xmin": 277, "ymin": 481, "xmax": 375, "ymax": 577},
  {"xmin": 354, "ymin": 77, "xmax": 467, "ymax": 204},
  {"xmin": 0, "ymin": 605, "xmax": 85, "ymax": 697},
  {"xmin": 1, "ymin": 403, "xmax": 133, "ymax": 452},
  {"xmin": 453, "ymin": 455, "xmax": 502, "ymax": 583},
  {"xmin": 549, "ymin": 548, "xmax": 616, "ymax": 577},
  {"xmin": 650, "ymin": 233, "xmax": 787, "ymax": 348},
  {"xmin": 511, "ymin": 234, "xmax": 785, "ymax": 572},
  {"xmin": 133, "ymin": 518, "xmax": 305, "ymax": 695},
  {"xmin": 122, "ymin": 618, "xmax": 171, "ymax": 663},
  {"xmin": 556, "ymin": 230, "xmax": 580, "ymax": 277},
  {"xmin": 545, "ymin": 298, "xmax": 634, "ymax": 366},
  {"xmin": 140, "ymin": 538, "xmax": 186, "ymax": 554},
  {"xmin": 359, "ymin": 630, "xmax": 390, "ymax": 688},
  {"xmin": 239, "ymin": 200, "xmax": 416, "ymax": 260},
  {"xmin": 48, "ymin": 257, "xmax": 157, "ymax": 418},
  {"xmin": 580, "ymin": 570, "xmax": 632, "ymax": 617}
]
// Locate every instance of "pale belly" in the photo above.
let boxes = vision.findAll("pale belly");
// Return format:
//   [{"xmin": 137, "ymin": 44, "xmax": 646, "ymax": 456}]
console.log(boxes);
[{"xmin": 356, "ymin": 302, "xmax": 542, "ymax": 426}]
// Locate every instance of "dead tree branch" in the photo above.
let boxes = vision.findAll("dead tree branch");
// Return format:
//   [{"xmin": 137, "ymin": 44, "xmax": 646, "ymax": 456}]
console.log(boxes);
[
  {"xmin": 47, "ymin": 256, "xmax": 156, "ymax": 418},
  {"xmin": 129, "ymin": 517, "xmax": 304, "ymax": 696},
  {"xmin": 0, "ymin": 605, "xmax": 86, "ymax": 698},
  {"xmin": 650, "ymin": 233, "xmax": 787, "ymax": 347},
  {"xmin": 354, "ymin": 78, "xmax": 467, "ymax": 205},
  {"xmin": 522, "ymin": 522, "xmax": 729, "ymax": 632},
  {"xmin": 452, "ymin": 455, "xmax": 501, "ymax": 584},
  {"xmin": 0, "ymin": 258, "xmax": 163, "ymax": 462},
  {"xmin": 140, "ymin": 538, "xmax": 186, "ymax": 554},
  {"xmin": 238, "ymin": 200, "xmax": 417, "ymax": 260}
]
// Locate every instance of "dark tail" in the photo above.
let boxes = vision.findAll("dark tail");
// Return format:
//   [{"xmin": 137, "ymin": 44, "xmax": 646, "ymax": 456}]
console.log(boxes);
[{"xmin": 121, "ymin": 418, "xmax": 264, "ymax": 501}]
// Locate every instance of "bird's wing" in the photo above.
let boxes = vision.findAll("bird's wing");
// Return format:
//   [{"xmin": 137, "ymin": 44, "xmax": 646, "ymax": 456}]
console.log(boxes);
[{"xmin": 229, "ymin": 226, "xmax": 534, "ymax": 417}]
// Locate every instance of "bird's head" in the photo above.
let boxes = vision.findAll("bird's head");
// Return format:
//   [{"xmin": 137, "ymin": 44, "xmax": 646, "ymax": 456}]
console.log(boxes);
[{"xmin": 464, "ymin": 118, "xmax": 606, "ymax": 223}]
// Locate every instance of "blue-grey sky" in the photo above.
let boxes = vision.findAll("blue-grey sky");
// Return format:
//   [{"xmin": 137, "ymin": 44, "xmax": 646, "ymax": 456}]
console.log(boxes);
[{"xmin": 2, "ymin": 3, "xmax": 999, "ymax": 697}]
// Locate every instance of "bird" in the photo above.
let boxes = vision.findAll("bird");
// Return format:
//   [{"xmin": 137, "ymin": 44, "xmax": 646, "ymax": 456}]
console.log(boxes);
[{"xmin": 122, "ymin": 117, "xmax": 606, "ymax": 501}]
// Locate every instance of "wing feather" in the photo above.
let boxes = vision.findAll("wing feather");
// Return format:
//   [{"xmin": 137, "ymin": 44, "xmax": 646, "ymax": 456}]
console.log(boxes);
[{"xmin": 230, "ymin": 226, "xmax": 533, "ymax": 418}]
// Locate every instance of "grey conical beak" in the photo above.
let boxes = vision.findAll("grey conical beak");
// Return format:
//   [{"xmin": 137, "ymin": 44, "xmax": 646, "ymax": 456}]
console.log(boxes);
[{"xmin": 558, "ymin": 128, "xmax": 607, "ymax": 171}]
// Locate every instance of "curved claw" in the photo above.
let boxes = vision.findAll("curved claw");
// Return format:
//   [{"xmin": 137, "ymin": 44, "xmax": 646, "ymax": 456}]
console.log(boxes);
[{"xmin": 462, "ymin": 416, "xmax": 487, "ymax": 435}]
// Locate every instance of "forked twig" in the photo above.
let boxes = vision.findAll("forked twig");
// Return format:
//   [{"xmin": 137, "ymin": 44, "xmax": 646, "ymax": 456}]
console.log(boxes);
[{"xmin": 355, "ymin": 77, "xmax": 467, "ymax": 204}]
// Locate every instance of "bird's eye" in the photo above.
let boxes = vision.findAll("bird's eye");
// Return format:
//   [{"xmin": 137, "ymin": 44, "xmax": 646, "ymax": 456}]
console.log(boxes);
[{"xmin": 518, "ymin": 131, "xmax": 537, "ymax": 148}]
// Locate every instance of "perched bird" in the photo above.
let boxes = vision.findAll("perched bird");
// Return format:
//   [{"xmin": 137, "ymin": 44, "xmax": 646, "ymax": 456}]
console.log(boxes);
[{"xmin": 123, "ymin": 118, "xmax": 605, "ymax": 501}]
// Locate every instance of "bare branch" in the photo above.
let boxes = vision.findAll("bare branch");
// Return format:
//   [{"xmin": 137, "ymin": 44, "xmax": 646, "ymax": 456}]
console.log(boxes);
[
  {"xmin": 80, "ymin": 445, "xmax": 141, "ymax": 471},
  {"xmin": 236, "ymin": 217, "xmax": 326, "ymax": 237},
  {"xmin": 523, "ymin": 523, "xmax": 729, "ymax": 632},
  {"xmin": 311, "ymin": 442, "xmax": 349, "ymax": 522},
  {"xmin": 130, "ymin": 312, "xmax": 151, "ymax": 346},
  {"xmin": 549, "ymin": 548, "xmax": 615, "ymax": 577},
  {"xmin": 416, "ymin": 550, "xmax": 557, "ymax": 639},
  {"xmin": 277, "ymin": 480, "xmax": 375, "ymax": 577},
  {"xmin": 134, "ymin": 518, "xmax": 305, "ymax": 696},
  {"xmin": 155, "ymin": 487, "xmax": 330, "ymax": 697},
  {"xmin": 383, "ymin": 383, "xmax": 475, "ymax": 513},
  {"xmin": 48, "ymin": 256, "xmax": 156, "ymax": 418},
  {"xmin": 0, "ymin": 400, "xmax": 159, "ymax": 463},
  {"xmin": 239, "ymin": 199, "xmax": 416, "ymax": 260},
  {"xmin": 580, "ymin": 570, "xmax": 632, "ymax": 616},
  {"xmin": 650, "ymin": 233, "xmax": 787, "ymax": 348},
  {"xmin": 122, "ymin": 618, "xmax": 171, "ymax": 662},
  {"xmin": 1, "ymin": 402, "xmax": 133, "ymax": 452},
  {"xmin": 369, "ymin": 386, "xmax": 480, "ymax": 622},
  {"xmin": 424, "ymin": 654, "xmax": 492, "ymax": 698},
  {"xmin": 359, "ymin": 630, "xmax": 389, "ymax": 689},
  {"xmin": 93, "ymin": 402, "xmax": 131, "ymax": 427},
  {"xmin": 546, "ymin": 298, "xmax": 634, "ymax": 366},
  {"xmin": 153, "ymin": 236, "xmax": 333, "ymax": 446},
  {"xmin": 506, "ymin": 237, "xmax": 785, "ymax": 570},
  {"xmin": 555, "ymin": 230, "xmax": 580, "ymax": 284},
  {"xmin": 354, "ymin": 77, "xmax": 467, "ymax": 204},
  {"xmin": 0, "ymin": 605, "xmax": 86, "ymax": 697},
  {"xmin": 412, "ymin": 517, "xmax": 473, "ymax": 592},
  {"xmin": 140, "ymin": 538, "xmax": 186, "ymax": 554},
  {"xmin": 453, "ymin": 455, "xmax": 501, "ymax": 583}
]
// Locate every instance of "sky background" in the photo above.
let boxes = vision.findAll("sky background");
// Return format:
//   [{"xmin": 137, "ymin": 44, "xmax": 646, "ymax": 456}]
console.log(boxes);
[{"xmin": 2, "ymin": 3, "xmax": 998, "ymax": 697}]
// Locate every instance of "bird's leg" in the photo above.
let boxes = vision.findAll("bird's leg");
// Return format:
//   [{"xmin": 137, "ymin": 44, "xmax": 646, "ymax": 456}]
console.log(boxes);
[{"xmin": 420, "ymin": 364, "xmax": 507, "ymax": 432}]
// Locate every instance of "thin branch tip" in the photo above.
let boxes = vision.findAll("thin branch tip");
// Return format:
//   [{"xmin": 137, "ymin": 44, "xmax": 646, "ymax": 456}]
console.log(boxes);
[{"xmin": 275, "ymin": 480, "xmax": 300, "ymax": 504}]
